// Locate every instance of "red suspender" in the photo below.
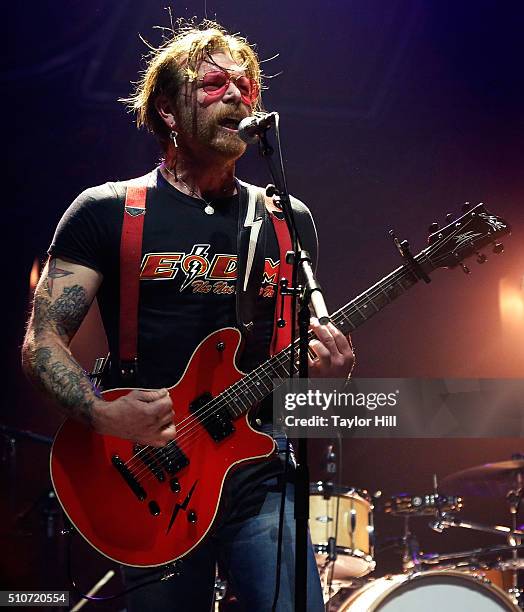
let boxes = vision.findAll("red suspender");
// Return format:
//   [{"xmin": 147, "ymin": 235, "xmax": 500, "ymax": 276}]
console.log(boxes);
[
  {"xmin": 269, "ymin": 214, "xmax": 293, "ymax": 356},
  {"xmin": 118, "ymin": 181, "xmax": 294, "ymax": 375},
  {"xmin": 119, "ymin": 183, "xmax": 148, "ymax": 378}
]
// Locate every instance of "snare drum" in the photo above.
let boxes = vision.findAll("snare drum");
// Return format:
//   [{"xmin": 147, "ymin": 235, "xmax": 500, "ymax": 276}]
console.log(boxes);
[
  {"xmin": 309, "ymin": 483, "xmax": 375, "ymax": 579},
  {"xmin": 340, "ymin": 570, "xmax": 519, "ymax": 611}
]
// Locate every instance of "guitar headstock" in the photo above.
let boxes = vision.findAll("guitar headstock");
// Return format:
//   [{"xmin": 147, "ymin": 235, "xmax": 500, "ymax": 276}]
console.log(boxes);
[{"xmin": 425, "ymin": 203, "xmax": 510, "ymax": 271}]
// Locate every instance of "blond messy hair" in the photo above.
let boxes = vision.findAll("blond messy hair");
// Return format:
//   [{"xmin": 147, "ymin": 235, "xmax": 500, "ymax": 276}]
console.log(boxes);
[{"xmin": 122, "ymin": 19, "xmax": 262, "ymax": 148}]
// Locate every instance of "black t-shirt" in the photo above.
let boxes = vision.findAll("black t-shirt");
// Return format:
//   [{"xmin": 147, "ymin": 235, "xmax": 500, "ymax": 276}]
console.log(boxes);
[{"xmin": 49, "ymin": 168, "xmax": 280, "ymax": 391}]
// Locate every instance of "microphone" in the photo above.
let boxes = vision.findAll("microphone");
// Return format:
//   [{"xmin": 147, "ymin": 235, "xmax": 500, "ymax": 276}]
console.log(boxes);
[{"xmin": 238, "ymin": 112, "xmax": 278, "ymax": 144}]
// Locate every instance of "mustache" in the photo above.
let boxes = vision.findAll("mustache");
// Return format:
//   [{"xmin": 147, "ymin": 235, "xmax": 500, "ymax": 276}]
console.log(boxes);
[{"xmin": 216, "ymin": 111, "xmax": 250, "ymax": 123}]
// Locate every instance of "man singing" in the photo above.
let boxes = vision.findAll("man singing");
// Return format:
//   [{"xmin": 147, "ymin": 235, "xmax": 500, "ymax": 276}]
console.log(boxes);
[{"xmin": 22, "ymin": 20, "xmax": 354, "ymax": 611}]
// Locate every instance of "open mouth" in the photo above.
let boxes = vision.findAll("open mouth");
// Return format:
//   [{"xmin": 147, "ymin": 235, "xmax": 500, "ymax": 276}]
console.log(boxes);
[{"xmin": 218, "ymin": 117, "xmax": 242, "ymax": 131}]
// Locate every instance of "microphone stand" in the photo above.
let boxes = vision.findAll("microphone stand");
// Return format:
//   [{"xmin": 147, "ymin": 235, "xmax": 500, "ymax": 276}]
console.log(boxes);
[{"xmin": 255, "ymin": 114, "xmax": 330, "ymax": 611}]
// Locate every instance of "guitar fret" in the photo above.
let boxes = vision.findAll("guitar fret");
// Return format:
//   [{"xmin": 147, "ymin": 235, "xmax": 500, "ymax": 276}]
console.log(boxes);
[
  {"xmin": 222, "ymin": 390, "xmax": 241, "ymax": 417},
  {"xmin": 341, "ymin": 311, "xmax": 356, "ymax": 329},
  {"xmin": 240, "ymin": 380, "xmax": 260, "ymax": 403},
  {"xmin": 354, "ymin": 302, "xmax": 367, "ymax": 318},
  {"xmin": 253, "ymin": 372, "xmax": 271, "ymax": 393},
  {"xmin": 365, "ymin": 294, "xmax": 380, "ymax": 312},
  {"xmin": 227, "ymin": 401, "xmax": 241, "ymax": 418},
  {"xmin": 231, "ymin": 390, "xmax": 249, "ymax": 412},
  {"xmin": 272, "ymin": 358, "xmax": 293, "ymax": 378},
  {"xmin": 381, "ymin": 287, "xmax": 392, "ymax": 302}
]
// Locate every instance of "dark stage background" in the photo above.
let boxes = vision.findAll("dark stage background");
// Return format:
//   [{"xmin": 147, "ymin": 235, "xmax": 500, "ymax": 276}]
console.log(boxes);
[{"xmin": 3, "ymin": 0, "xmax": 524, "ymax": 605}]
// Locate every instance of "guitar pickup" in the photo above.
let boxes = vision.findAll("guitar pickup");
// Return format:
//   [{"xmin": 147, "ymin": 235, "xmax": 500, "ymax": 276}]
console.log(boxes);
[
  {"xmin": 134, "ymin": 445, "xmax": 165, "ymax": 482},
  {"xmin": 157, "ymin": 442, "xmax": 189, "ymax": 475},
  {"xmin": 190, "ymin": 393, "xmax": 235, "ymax": 442},
  {"xmin": 156, "ymin": 447, "xmax": 177, "ymax": 475},
  {"xmin": 112, "ymin": 455, "xmax": 147, "ymax": 501}
]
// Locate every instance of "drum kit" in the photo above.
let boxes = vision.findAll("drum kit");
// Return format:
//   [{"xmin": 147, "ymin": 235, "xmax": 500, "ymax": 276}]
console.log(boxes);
[
  {"xmin": 310, "ymin": 452, "xmax": 524, "ymax": 611},
  {"xmin": 3, "ymin": 427, "xmax": 522, "ymax": 610}
]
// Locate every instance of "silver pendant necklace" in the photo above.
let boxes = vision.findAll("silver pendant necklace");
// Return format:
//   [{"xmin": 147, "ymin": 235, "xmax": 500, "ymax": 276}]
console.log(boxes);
[{"xmin": 162, "ymin": 164, "xmax": 215, "ymax": 215}]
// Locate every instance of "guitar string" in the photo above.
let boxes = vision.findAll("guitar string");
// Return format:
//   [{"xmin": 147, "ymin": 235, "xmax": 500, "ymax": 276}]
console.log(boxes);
[
  {"xmin": 126, "ymin": 235, "xmax": 466, "ymax": 483},
  {"xmin": 125, "ymin": 220, "xmax": 492, "ymax": 481},
  {"xmin": 126, "ymin": 220, "xmax": 464, "ymax": 474},
  {"xmin": 124, "ymin": 253, "xmax": 424, "ymax": 478},
  {"xmin": 129, "ymin": 278, "xmax": 410, "ymax": 483},
  {"xmin": 126, "ymin": 221, "xmax": 483, "ymax": 481},
  {"xmin": 127, "ymin": 230, "xmax": 477, "ymax": 483},
  {"xmin": 126, "ymin": 243, "xmax": 424, "ymax": 473}
]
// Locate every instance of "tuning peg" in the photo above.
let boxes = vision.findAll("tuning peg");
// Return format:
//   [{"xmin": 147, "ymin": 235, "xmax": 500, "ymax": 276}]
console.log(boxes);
[
  {"xmin": 428, "ymin": 222, "xmax": 439, "ymax": 233},
  {"xmin": 476, "ymin": 253, "xmax": 487, "ymax": 264},
  {"xmin": 460, "ymin": 263, "xmax": 471, "ymax": 274},
  {"xmin": 445, "ymin": 213, "xmax": 454, "ymax": 223},
  {"xmin": 493, "ymin": 243, "xmax": 504, "ymax": 254},
  {"xmin": 461, "ymin": 201, "xmax": 472, "ymax": 213}
]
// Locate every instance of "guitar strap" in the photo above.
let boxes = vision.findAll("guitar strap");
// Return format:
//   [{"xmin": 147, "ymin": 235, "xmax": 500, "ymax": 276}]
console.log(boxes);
[
  {"xmin": 119, "ymin": 174, "xmax": 151, "ymax": 382},
  {"xmin": 268, "ymin": 213, "xmax": 293, "ymax": 356},
  {"xmin": 118, "ymin": 176, "xmax": 295, "ymax": 382}
]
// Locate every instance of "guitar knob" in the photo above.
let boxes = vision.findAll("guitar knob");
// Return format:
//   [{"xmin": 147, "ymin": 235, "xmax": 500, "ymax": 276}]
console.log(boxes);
[
  {"xmin": 476, "ymin": 253, "xmax": 487, "ymax": 264},
  {"xmin": 461, "ymin": 201, "xmax": 472, "ymax": 213},
  {"xmin": 428, "ymin": 222, "xmax": 439, "ymax": 233},
  {"xmin": 460, "ymin": 263, "xmax": 471, "ymax": 274},
  {"xmin": 493, "ymin": 243, "xmax": 504, "ymax": 254},
  {"xmin": 187, "ymin": 510, "xmax": 197, "ymax": 523},
  {"xmin": 445, "ymin": 213, "xmax": 454, "ymax": 223},
  {"xmin": 148, "ymin": 501, "xmax": 161, "ymax": 516}
]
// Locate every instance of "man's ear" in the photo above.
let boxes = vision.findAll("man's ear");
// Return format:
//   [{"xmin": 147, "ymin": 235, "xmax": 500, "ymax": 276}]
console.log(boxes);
[{"xmin": 155, "ymin": 94, "xmax": 176, "ymax": 130}]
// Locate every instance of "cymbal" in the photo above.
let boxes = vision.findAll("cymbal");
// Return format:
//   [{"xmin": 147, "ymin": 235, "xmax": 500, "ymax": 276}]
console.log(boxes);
[{"xmin": 442, "ymin": 460, "xmax": 524, "ymax": 497}]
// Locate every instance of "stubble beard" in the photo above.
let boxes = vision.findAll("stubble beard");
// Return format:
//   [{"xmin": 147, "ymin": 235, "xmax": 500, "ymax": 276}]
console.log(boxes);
[
  {"xmin": 178, "ymin": 114, "xmax": 247, "ymax": 162},
  {"xmin": 177, "ymin": 105, "xmax": 247, "ymax": 162}
]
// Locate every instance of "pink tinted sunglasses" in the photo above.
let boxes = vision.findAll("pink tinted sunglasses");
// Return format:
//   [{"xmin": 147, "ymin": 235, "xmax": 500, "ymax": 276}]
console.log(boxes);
[{"xmin": 199, "ymin": 69, "xmax": 259, "ymax": 106}]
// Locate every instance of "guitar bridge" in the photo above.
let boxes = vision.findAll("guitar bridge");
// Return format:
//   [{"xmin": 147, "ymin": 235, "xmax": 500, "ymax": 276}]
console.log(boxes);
[
  {"xmin": 189, "ymin": 392, "xmax": 235, "ymax": 442},
  {"xmin": 112, "ymin": 455, "xmax": 147, "ymax": 501}
]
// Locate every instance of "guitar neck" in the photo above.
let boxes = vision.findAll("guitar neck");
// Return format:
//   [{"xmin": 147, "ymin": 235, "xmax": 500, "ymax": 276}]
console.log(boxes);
[
  {"xmin": 222, "ymin": 251, "xmax": 435, "ymax": 417},
  {"xmin": 330, "ymin": 252, "xmax": 432, "ymax": 335}
]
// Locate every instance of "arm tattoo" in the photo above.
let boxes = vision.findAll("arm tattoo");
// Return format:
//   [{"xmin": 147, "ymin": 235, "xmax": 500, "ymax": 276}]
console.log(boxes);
[
  {"xmin": 34, "ymin": 284, "xmax": 90, "ymax": 341},
  {"xmin": 30, "ymin": 346, "xmax": 95, "ymax": 423},
  {"xmin": 24, "ymin": 281, "xmax": 96, "ymax": 424},
  {"xmin": 45, "ymin": 258, "xmax": 74, "ymax": 296}
]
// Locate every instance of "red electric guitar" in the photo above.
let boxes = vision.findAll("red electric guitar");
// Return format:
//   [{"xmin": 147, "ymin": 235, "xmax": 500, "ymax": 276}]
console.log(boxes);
[{"xmin": 50, "ymin": 203, "xmax": 510, "ymax": 567}]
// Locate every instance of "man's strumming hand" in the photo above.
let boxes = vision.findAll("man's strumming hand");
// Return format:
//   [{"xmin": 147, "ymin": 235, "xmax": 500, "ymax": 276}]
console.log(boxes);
[{"xmin": 92, "ymin": 388, "xmax": 176, "ymax": 447}]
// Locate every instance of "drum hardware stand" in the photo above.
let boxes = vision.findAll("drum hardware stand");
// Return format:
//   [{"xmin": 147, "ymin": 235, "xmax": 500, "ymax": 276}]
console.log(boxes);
[
  {"xmin": 17, "ymin": 488, "xmax": 63, "ymax": 538},
  {"xmin": 214, "ymin": 577, "xmax": 227, "ymax": 602},
  {"xmin": 322, "ymin": 443, "xmax": 337, "ymax": 499},
  {"xmin": 421, "ymin": 544, "xmax": 524, "ymax": 565},
  {"xmin": 1, "ymin": 425, "xmax": 58, "ymax": 538},
  {"xmin": 401, "ymin": 516, "xmax": 422, "ymax": 573},
  {"xmin": 1, "ymin": 425, "xmax": 53, "ymax": 517},
  {"xmin": 429, "ymin": 515, "xmax": 524, "ymax": 538},
  {"xmin": 506, "ymin": 465, "xmax": 523, "ymax": 606},
  {"xmin": 321, "ymin": 439, "xmax": 342, "ymax": 607},
  {"xmin": 438, "ymin": 456, "xmax": 524, "ymax": 607}
]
